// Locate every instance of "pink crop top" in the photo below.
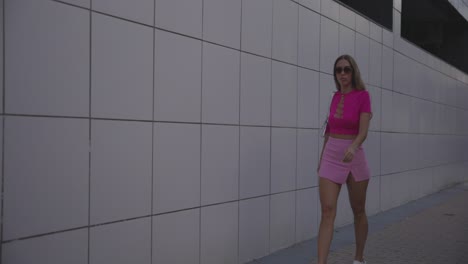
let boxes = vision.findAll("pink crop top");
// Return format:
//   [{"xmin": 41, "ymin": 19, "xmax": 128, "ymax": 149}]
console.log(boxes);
[{"xmin": 325, "ymin": 89, "xmax": 372, "ymax": 135}]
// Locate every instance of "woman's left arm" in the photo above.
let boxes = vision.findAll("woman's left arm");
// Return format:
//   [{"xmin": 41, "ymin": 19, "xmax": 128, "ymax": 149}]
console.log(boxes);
[{"xmin": 342, "ymin": 112, "xmax": 371, "ymax": 162}]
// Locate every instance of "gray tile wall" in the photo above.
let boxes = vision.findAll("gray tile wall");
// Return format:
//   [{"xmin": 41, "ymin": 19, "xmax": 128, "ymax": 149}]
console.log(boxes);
[{"xmin": 1, "ymin": 0, "xmax": 468, "ymax": 263}]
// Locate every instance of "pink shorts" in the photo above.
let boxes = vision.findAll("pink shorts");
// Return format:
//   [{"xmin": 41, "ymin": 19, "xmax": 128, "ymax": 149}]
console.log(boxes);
[{"xmin": 318, "ymin": 137, "xmax": 370, "ymax": 184}]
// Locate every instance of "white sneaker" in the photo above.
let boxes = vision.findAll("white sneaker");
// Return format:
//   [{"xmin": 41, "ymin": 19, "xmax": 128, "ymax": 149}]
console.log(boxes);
[{"xmin": 353, "ymin": 260, "xmax": 366, "ymax": 264}]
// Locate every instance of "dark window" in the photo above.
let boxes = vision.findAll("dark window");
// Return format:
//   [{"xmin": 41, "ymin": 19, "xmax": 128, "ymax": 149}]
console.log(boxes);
[
  {"xmin": 334, "ymin": 0, "xmax": 393, "ymax": 30},
  {"xmin": 401, "ymin": 0, "xmax": 468, "ymax": 74}
]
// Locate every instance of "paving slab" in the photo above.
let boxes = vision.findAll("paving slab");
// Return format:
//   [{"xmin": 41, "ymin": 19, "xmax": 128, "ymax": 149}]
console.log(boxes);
[{"xmin": 248, "ymin": 182, "xmax": 468, "ymax": 264}]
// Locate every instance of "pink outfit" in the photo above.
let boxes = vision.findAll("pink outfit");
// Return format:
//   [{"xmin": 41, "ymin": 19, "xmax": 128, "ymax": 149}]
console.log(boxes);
[
  {"xmin": 319, "ymin": 137, "xmax": 370, "ymax": 184},
  {"xmin": 325, "ymin": 89, "xmax": 372, "ymax": 135},
  {"xmin": 319, "ymin": 89, "xmax": 372, "ymax": 184}
]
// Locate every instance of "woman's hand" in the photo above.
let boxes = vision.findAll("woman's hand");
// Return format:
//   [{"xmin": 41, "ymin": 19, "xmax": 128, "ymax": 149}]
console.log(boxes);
[{"xmin": 342, "ymin": 146, "xmax": 357, "ymax": 163}]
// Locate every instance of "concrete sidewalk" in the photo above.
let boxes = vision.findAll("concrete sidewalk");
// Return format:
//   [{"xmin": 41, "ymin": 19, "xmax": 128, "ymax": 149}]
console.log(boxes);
[{"xmin": 248, "ymin": 182, "xmax": 468, "ymax": 264}]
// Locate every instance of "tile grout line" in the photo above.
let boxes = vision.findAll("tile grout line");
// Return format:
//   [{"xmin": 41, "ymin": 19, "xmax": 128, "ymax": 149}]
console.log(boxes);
[
  {"xmin": 379, "ymin": 24, "xmax": 385, "ymax": 213},
  {"xmin": 387, "ymin": 8, "xmax": 396, "ymax": 209},
  {"xmin": 150, "ymin": 0, "xmax": 155, "ymax": 263},
  {"xmin": 1, "ymin": 0, "xmax": 4, "ymax": 115},
  {"xmin": 294, "ymin": 1, "xmax": 299, "ymax": 247},
  {"xmin": 2, "ymin": 110, "xmax": 468, "ymax": 132},
  {"xmin": 0, "ymin": 0, "xmax": 5, "ymax": 261},
  {"xmin": 0, "ymin": 117, "xmax": 3, "ymax": 261},
  {"xmin": 87, "ymin": 2, "xmax": 92, "ymax": 264},
  {"xmin": 316, "ymin": 0, "xmax": 323, "ymax": 241},
  {"xmin": 1, "ymin": 112, "xmax": 467, "ymax": 136},
  {"xmin": 199, "ymin": 1, "xmax": 204, "ymax": 263},
  {"xmin": 268, "ymin": 0, "xmax": 275, "ymax": 256},
  {"xmin": 238, "ymin": 0, "xmax": 242, "ymax": 262}
]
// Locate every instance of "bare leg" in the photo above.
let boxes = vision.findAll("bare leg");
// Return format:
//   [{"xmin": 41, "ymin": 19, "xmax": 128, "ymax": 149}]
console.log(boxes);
[
  {"xmin": 317, "ymin": 177, "xmax": 342, "ymax": 264},
  {"xmin": 346, "ymin": 174, "xmax": 369, "ymax": 262}
]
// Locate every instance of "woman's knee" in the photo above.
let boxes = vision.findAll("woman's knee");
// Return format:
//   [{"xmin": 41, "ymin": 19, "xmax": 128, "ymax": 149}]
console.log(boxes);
[
  {"xmin": 351, "ymin": 204, "xmax": 366, "ymax": 217},
  {"xmin": 321, "ymin": 203, "xmax": 337, "ymax": 219}
]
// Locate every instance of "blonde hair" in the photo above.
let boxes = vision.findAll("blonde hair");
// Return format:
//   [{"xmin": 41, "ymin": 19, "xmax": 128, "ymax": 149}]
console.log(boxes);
[{"xmin": 333, "ymin": 55, "xmax": 366, "ymax": 91}]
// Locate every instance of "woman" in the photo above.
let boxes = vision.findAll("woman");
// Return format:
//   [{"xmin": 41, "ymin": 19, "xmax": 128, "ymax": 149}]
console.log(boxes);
[{"xmin": 317, "ymin": 55, "xmax": 372, "ymax": 264}]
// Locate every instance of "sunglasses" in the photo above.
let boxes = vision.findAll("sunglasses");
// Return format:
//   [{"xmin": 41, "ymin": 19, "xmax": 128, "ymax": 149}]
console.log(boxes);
[{"xmin": 335, "ymin": 66, "xmax": 353, "ymax": 74}]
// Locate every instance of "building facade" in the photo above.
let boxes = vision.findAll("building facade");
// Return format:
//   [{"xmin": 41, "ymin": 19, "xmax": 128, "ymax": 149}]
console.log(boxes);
[{"xmin": 1, "ymin": 0, "xmax": 468, "ymax": 263}]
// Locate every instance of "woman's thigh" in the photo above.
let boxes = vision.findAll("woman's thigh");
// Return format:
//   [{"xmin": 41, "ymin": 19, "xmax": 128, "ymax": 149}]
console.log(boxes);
[{"xmin": 319, "ymin": 177, "xmax": 342, "ymax": 213}]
